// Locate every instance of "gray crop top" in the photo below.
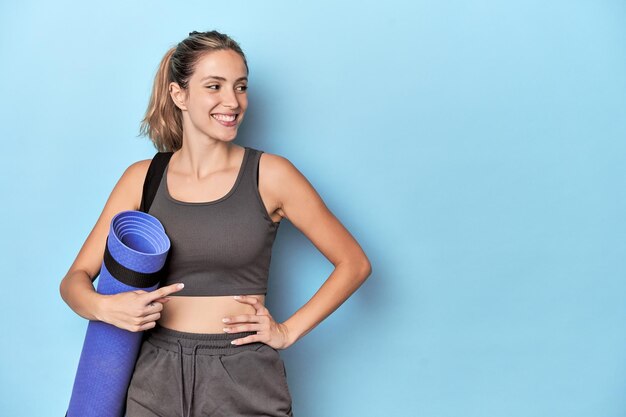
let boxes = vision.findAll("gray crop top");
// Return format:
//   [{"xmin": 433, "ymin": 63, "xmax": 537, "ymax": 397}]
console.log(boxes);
[{"xmin": 148, "ymin": 146, "xmax": 281, "ymax": 296}]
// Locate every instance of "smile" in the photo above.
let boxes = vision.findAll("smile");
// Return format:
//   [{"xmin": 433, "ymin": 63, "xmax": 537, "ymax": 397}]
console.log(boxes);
[
  {"xmin": 211, "ymin": 113, "xmax": 239, "ymax": 127},
  {"xmin": 211, "ymin": 113, "xmax": 238, "ymax": 122}
]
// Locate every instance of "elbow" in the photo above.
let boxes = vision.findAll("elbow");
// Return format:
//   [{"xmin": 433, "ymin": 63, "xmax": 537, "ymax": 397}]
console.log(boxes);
[
  {"xmin": 338, "ymin": 255, "xmax": 372, "ymax": 280},
  {"xmin": 59, "ymin": 276, "xmax": 68, "ymax": 303},
  {"xmin": 359, "ymin": 259, "xmax": 372, "ymax": 280},
  {"xmin": 59, "ymin": 270, "xmax": 79, "ymax": 303}
]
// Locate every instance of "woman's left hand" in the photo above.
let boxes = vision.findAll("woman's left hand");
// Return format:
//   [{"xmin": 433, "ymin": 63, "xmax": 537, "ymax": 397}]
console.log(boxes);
[{"xmin": 223, "ymin": 295, "xmax": 292, "ymax": 349}]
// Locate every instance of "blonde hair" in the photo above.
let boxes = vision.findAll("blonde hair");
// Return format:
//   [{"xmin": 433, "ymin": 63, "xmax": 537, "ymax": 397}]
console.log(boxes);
[{"xmin": 138, "ymin": 30, "xmax": 249, "ymax": 152}]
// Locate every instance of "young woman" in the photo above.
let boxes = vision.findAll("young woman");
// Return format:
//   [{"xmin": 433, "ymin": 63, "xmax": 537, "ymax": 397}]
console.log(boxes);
[{"xmin": 60, "ymin": 30, "xmax": 371, "ymax": 417}]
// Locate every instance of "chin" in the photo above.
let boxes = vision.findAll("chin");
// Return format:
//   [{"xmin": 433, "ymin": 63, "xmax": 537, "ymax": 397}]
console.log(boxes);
[{"xmin": 213, "ymin": 135, "xmax": 238, "ymax": 143}]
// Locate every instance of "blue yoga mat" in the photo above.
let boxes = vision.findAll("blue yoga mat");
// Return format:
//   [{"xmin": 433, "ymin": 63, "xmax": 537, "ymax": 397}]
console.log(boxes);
[{"xmin": 66, "ymin": 210, "xmax": 170, "ymax": 417}]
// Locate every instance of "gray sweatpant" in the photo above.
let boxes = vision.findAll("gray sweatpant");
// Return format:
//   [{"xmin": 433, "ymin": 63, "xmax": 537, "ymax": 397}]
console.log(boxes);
[{"xmin": 125, "ymin": 323, "xmax": 293, "ymax": 417}]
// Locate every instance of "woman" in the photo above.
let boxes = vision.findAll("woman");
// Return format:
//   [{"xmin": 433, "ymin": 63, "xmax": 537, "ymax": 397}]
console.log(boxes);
[{"xmin": 60, "ymin": 30, "xmax": 372, "ymax": 417}]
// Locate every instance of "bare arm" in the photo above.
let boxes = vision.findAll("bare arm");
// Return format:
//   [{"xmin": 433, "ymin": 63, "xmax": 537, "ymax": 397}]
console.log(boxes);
[
  {"xmin": 263, "ymin": 153, "xmax": 372, "ymax": 346},
  {"xmin": 59, "ymin": 159, "xmax": 184, "ymax": 330}
]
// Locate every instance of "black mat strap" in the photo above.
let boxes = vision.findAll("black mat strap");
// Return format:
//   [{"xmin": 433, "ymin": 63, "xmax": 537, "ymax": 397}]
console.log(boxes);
[
  {"xmin": 102, "ymin": 235, "xmax": 167, "ymax": 288},
  {"xmin": 139, "ymin": 151, "xmax": 174, "ymax": 213}
]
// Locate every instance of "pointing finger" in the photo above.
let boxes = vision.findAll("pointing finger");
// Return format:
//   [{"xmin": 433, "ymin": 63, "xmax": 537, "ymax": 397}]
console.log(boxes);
[{"xmin": 144, "ymin": 283, "xmax": 184, "ymax": 303}]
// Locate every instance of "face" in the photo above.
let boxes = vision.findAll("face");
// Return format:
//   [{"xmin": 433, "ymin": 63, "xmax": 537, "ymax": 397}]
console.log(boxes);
[{"xmin": 170, "ymin": 49, "xmax": 248, "ymax": 143}]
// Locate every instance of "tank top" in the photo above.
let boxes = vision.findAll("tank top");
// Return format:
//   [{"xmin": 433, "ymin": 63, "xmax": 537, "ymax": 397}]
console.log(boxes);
[{"xmin": 147, "ymin": 146, "xmax": 281, "ymax": 296}]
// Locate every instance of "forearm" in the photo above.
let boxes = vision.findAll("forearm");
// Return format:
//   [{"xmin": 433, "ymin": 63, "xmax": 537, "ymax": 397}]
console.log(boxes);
[
  {"xmin": 282, "ymin": 261, "xmax": 371, "ymax": 346},
  {"xmin": 59, "ymin": 270, "xmax": 104, "ymax": 321}
]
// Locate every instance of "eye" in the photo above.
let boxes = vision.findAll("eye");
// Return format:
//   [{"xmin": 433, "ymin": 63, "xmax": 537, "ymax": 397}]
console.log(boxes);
[
  {"xmin": 206, "ymin": 85, "xmax": 219, "ymax": 90},
  {"xmin": 237, "ymin": 85, "xmax": 248, "ymax": 92}
]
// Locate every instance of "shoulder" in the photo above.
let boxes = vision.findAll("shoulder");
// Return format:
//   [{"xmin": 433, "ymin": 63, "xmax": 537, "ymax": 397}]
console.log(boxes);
[
  {"xmin": 127, "ymin": 157, "xmax": 153, "ymax": 175},
  {"xmin": 123, "ymin": 158, "xmax": 153, "ymax": 184},
  {"xmin": 114, "ymin": 157, "xmax": 154, "ymax": 210},
  {"xmin": 256, "ymin": 149, "xmax": 302, "ymax": 184},
  {"xmin": 125, "ymin": 149, "xmax": 175, "ymax": 180},
  {"xmin": 256, "ymin": 149, "xmax": 319, "ymax": 212}
]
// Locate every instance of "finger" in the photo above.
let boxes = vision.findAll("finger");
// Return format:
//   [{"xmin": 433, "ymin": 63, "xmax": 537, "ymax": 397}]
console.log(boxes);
[
  {"xmin": 144, "ymin": 283, "xmax": 185, "ymax": 303},
  {"xmin": 233, "ymin": 295, "xmax": 265, "ymax": 312},
  {"xmin": 223, "ymin": 314, "xmax": 263, "ymax": 325},
  {"xmin": 224, "ymin": 323, "xmax": 263, "ymax": 333},
  {"xmin": 126, "ymin": 314, "xmax": 160, "ymax": 332},
  {"xmin": 135, "ymin": 321, "xmax": 157, "ymax": 332},
  {"xmin": 230, "ymin": 333, "xmax": 261, "ymax": 346},
  {"xmin": 226, "ymin": 313, "xmax": 270, "ymax": 325},
  {"xmin": 139, "ymin": 312, "xmax": 161, "ymax": 325},
  {"xmin": 233, "ymin": 295, "xmax": 259, "ymax": 304},
  {"xmin": 144, "ymin": 301, "xmax": 164, "ymax": 314}
]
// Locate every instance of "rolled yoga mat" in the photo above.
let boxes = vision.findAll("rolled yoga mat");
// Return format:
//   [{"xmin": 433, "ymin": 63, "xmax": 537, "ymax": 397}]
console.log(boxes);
[{"xmin": 66, "ymin": 210, "xmax": 170, "ymax": 417}]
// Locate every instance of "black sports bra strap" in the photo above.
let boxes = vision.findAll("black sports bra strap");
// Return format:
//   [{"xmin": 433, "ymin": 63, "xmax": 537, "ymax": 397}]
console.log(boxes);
[{"xmin": 139, "ymin": 151, "xmax": 174, "ymax": 213}]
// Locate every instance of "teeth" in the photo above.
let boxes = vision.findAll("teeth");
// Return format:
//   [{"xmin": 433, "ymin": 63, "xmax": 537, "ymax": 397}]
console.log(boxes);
[{"xmin": 211, "ymin": 114, "xmax": 236, "ymax": 122}]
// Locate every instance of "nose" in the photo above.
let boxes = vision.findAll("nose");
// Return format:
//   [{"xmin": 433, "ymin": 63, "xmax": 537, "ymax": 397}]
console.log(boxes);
[{"xmin": 220, "ymin": 86, "xmax": 240, "ymax": 109}]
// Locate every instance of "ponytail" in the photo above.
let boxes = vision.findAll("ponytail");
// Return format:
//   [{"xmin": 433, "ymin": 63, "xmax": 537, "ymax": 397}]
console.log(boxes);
[{"xmin": 138, "ymin": 47, "xmax": 183, "ymax": 152}]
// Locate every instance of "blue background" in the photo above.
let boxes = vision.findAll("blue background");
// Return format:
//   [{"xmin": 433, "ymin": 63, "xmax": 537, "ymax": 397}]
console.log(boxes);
[{"xmin": 1, "ymin": 1, "xmax": 625, "ymax": 416}]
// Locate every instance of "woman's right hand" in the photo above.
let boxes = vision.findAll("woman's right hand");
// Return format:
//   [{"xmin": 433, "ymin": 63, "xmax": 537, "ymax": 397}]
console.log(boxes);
[{"xmin": 97, "ymin": 283, "xmax": 185, "ymax": 332}]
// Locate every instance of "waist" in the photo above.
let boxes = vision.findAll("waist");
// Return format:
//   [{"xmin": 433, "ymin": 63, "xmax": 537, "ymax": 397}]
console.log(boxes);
[
  {"xmin": 145, "ymin": 322, "xmax": 262, "ymax": 354},
  {"xmin": 157, "ymin": 294, "xmax": 266, "ymax": 333}
]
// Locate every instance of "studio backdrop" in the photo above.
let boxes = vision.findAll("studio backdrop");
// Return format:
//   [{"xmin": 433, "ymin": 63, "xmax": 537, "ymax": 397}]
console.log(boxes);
[{"xmin": 1, "ymin": 1, "xmax": 625, "ymax": 416}]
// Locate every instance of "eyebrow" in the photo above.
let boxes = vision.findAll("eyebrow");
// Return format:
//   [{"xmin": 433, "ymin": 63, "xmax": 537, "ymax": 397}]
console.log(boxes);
[{"xmin": 201, "ymin": 75, "xmax": 248, "ymax": 82}]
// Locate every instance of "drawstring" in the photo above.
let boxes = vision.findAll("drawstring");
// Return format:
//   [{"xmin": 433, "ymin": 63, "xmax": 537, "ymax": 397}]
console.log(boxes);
[
  {"xmin": 176, "ymin": 340, "xmax": 185, "ymax": 417},
  {"xmin": 176, "ymin": 340, "xmax": 216, "ymax": 417},
  {"xmin": 188, "ymin": 345, "xmax": 200, "ymax": 417}
]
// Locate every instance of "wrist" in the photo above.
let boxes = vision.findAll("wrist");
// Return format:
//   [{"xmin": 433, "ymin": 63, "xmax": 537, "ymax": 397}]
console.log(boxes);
[
  {"xmin": 92, "ymin": 293, "xmax": 109, "ymax": 322},
  {"xmin": 281, "ymin": 321, "xmax": 301, "ymax": 348}
]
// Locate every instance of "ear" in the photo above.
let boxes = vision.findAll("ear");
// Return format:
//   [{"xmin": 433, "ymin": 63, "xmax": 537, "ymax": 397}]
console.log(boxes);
[{"xmin": 169, "ymin": 82, "xmax": 188, "ymax": 111}]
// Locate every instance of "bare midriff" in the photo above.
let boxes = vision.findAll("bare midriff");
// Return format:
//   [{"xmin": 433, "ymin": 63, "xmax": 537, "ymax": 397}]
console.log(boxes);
[{"xmin": 157, "ymin": 294, "xmax": 266, "ymax": 333}]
